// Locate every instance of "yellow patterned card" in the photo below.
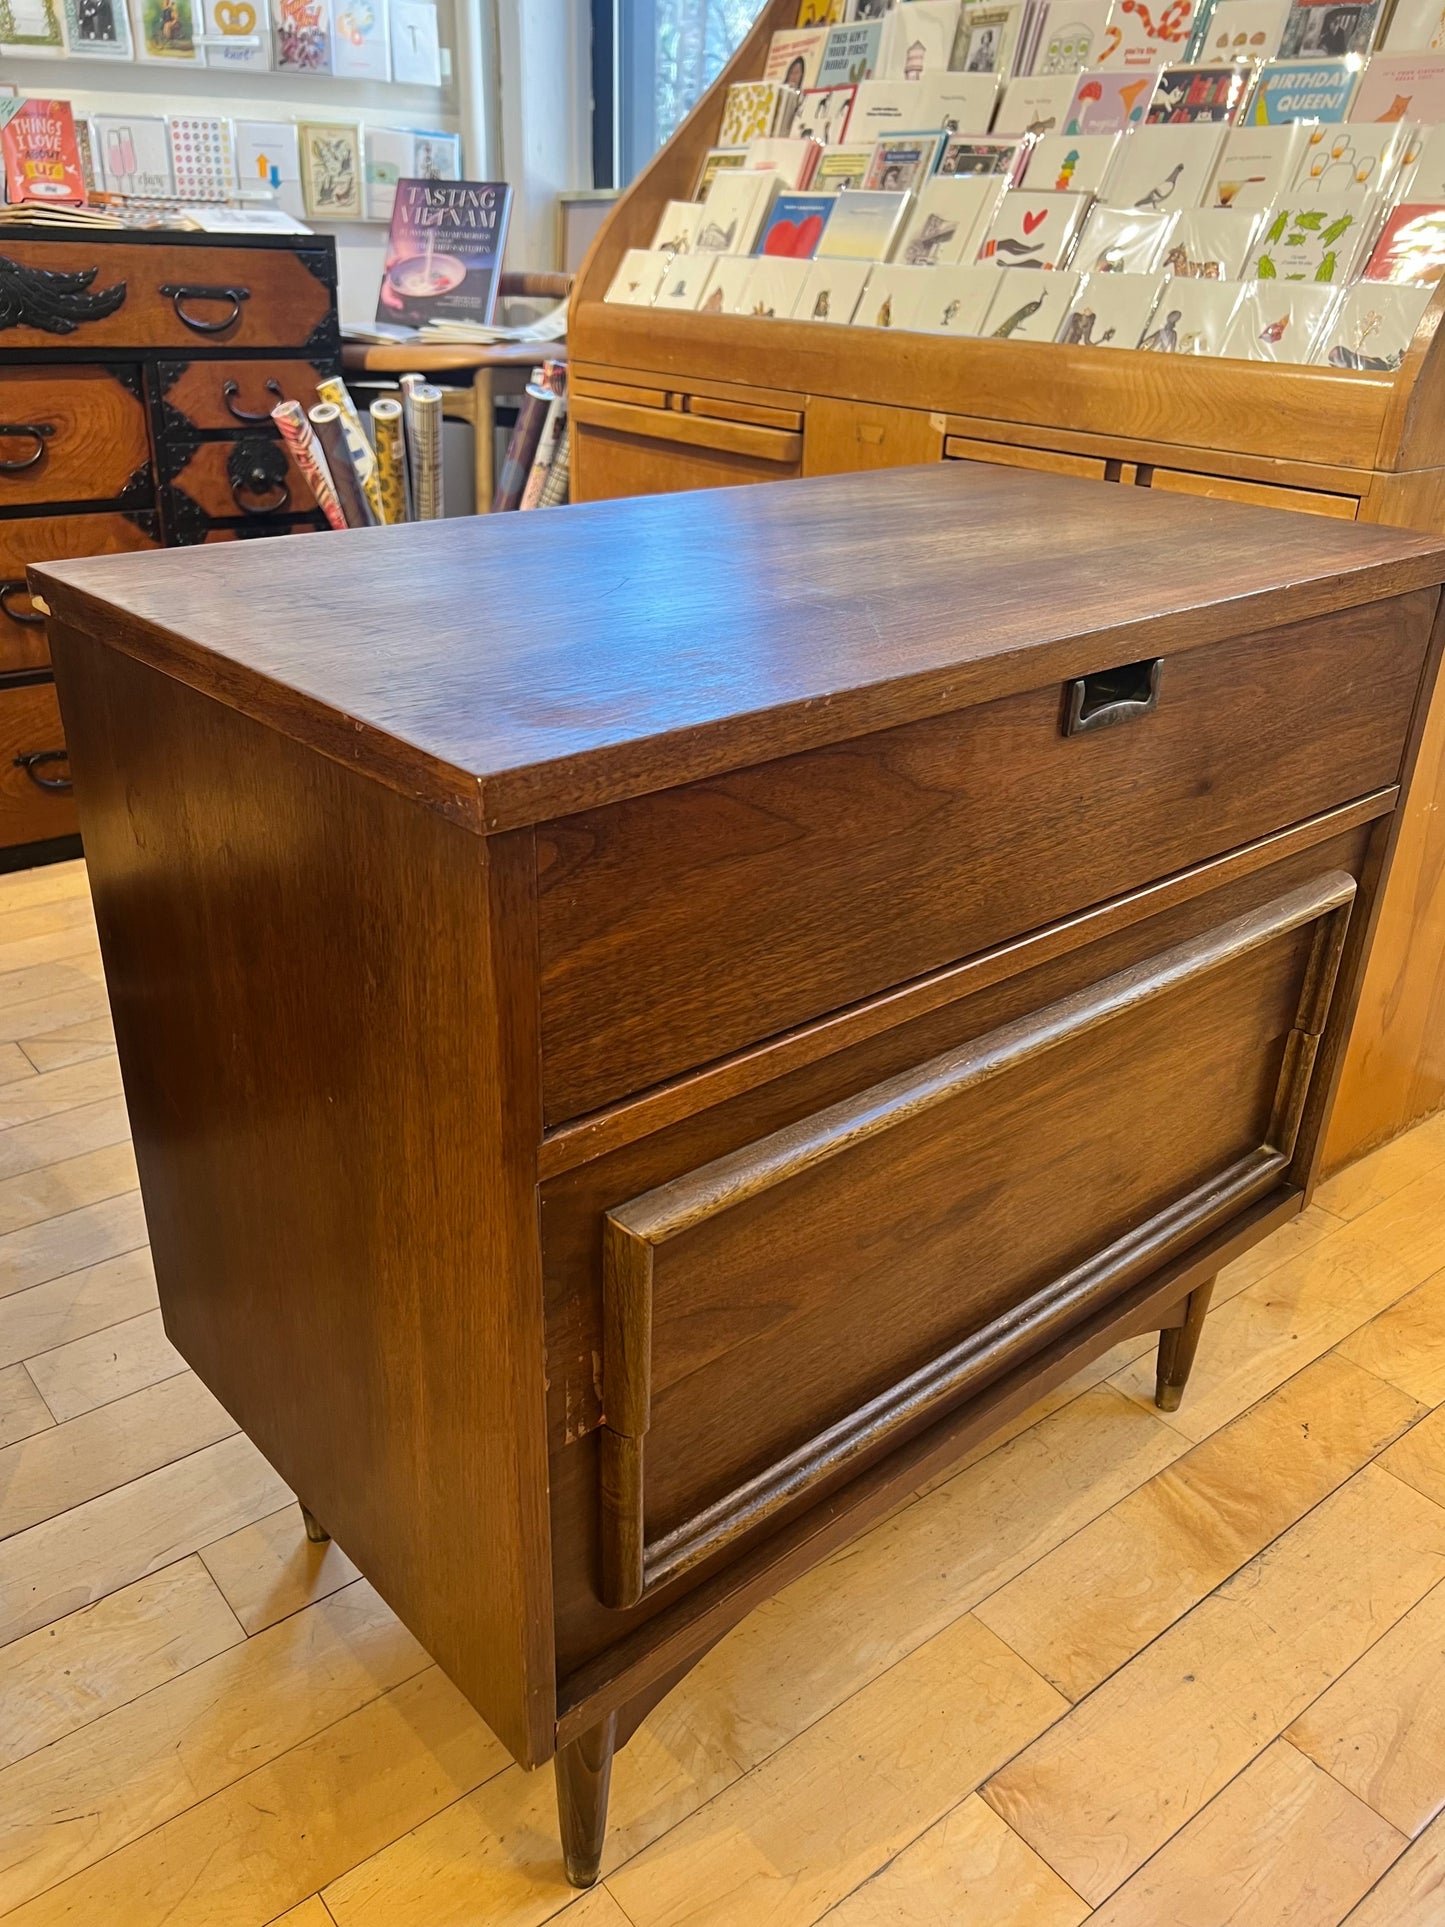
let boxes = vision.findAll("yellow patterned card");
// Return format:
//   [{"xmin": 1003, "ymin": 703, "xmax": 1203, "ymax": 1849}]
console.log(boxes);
[
  {"xmin": 720, "ymin": 81, "xmax": 787, "ymax": 145},
  {"xmin": 797, "ymin": 0, "xmax": 846, "ymax": 22}
]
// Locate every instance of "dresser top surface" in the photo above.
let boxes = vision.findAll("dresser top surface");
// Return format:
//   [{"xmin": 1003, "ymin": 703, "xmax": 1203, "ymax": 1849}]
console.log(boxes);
[{"xmin": 36, "ymin": 462, "xmax": 1445, "ymax": 834}]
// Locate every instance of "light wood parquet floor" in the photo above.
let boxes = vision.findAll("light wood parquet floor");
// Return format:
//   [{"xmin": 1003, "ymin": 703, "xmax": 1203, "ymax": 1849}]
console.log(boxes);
[{"xmin": 4, "ymin": 856, "xmax": 1445, "ymax": 1925}]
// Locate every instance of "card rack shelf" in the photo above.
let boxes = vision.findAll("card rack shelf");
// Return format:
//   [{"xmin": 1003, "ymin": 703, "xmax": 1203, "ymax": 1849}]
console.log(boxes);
[{"xmin": 567, "ymin": 0, "xmax": 1445, "ymax": 1169}]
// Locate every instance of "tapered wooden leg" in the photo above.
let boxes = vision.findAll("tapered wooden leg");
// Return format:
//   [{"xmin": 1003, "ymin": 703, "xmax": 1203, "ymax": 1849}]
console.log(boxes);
[
  {"xmin": 555, "ymin": 1711, "xmax": 618, "ymax": 1888},
  {"xmin": 1155, "ymin": 1278, "xmax": 1216, "ymax": 1412},
  {"xmin": 299, "ymin": 1502, "xmax": 330, "ymax": 1544}
]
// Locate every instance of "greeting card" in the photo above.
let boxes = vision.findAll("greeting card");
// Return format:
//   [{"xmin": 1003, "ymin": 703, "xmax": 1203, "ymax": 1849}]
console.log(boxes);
[
  {"xmin": 1245, "ymin": 58, "xmax": 1360, "ymax": 120},
  {"xmin": 998, "ymin": 72, "xmax": 1080, "ymax": 130},
  {"xmin": 978, "ymin": 187, "xmax": 1092, "ymax": 263},
  {"xmin": 1362, "ymin": 200, "xmax": 1445, "ymax": 280},
  {"xmin": 909, "ymin": 261, "xmax": 1008, "ymax": 328},
  {"xmin": 1065, "ymin": 69, "xmax": 1161, "ymax": 130},
  {"xmin": 1397, "ymin": 120, "xmax": 1445, "ymax": 195},
  {"xmin": 1208, "ymin": 123, "xmax": 1307, "ymax": 204},
  {"xmin": 1246, "ymin": 194, "xmax": 1377, "ymax": 278},
  {"xmin": 898, "ymin": 172, "xmax": 1010, "ymax": 259},
  {"xmin": 758, "ymin": 190, "xmax": 837, "ymax": 255},
  {"xmin": 62, "ymin": 0, "xmax": 133, "ymax": 55},
  {"xmin": 815, "ymin": 186, "xmax": 914, "ymax": 257},
  {"xmin": 1159, "ymin": 203, "xmax": 1264, "ymax": 272},
  {"xmin": 299, "ymin": 120, "xmax": 362, "ymax": 219},
  {"xmin": 695, "ymin": 169, "xmax": 779, "ymax": 253},
  {"xmin": 877, "ymin": 0, "xmax": 962, "ymax": 76},
  {"xmin": 1, "ymin": 0, "xmax": 67, "ymax": 52},
  {"xmin": 734, "ymin": 256, "xmax": 810, "ymax": 317},
  {"xmin": 1316, "ymin": 278, "xmax": 1433, "ymax": 364},
  {"xmin": 938, "ymin": 133, "xmax": 1031, "ymax": 175},
  {"xmin": 333, "ymin": 0, "xmax": 388, "ymax": 77},
  {"xmin": 650, "ymin": 198, "xmax": 703, "ymax": 252},
  {"xmin": 388, "ymin": 0, "xmax": 437, "ymax": 83},
  {"xmin": 133, "ymin": 0, "xmax": 201, "ymax": 60},
  {"xmin": 603, "ymin": 249, "xmax": 670, "ymax": 305},
  {"xmin": 1198, "ymin": 0, "xmax": 1289, "ymax": 60},
  {"xmin": 1103, "ymin": 122, "xmax": 1228, "ymax": 207},
  {"xmin": 1277, "ymin": 0, "xmax": 1380, "ymax": 56},
  {"xmin": 202, "ymin": 0, "xmax": 268, "ymax": 68},
  {"xmin": 814, "ymin": 141, "xmax": 877, "ymax": 188},
  {"xmin": 1383, "ymin": 0, "xmax": 1445, "ymax": 46},
  {"xmin": 817, "ymin": 19, "xmax": 884, "ymax": 83},
  {"xmin": 1348, "ymin": 51, "xmax": 1445, "ymax": 122},
  {"xmin": 1147, "ymin": 64, "xmax": 1251, "ymax": 121},
  {"xmin": 720, "ymin": 81, "xmax": 792, "ymax": 146},
  {"xmin": 745, "ymin": 136, "xmax": 824, "ymax": 187},
  {"xmin": 652, "ymin": 254, "xmax": 717, "ymax": 310},
  {"xmin": 1029, "ymin": 0, "xmax": 1112, "ymax": 70},
  {"xmin": 275, "ymin": 0, "xmax": 328, "ymax": 66},
  {"xmin": 950, "ymin": 1, "xmax": 1027, "ymax": 74},
  {"xmin": 1292, "ymin": 120, "xmax": 1414, "ymax": 198},
  {"xmin": 854, "ymin": 262, "xmax": 940, "ymax": 327},
  {"xmin": 865, "ymin": 132, "xmax": 948, "ymax": 190},
  {"xmin": 233, "ymin": 119, "xmax": 303, "ymax": 215},
  {"xmin": 1092, "ymin": 0, "xmax": 1199, "ymax": 68},
  {"xmin": 167, "ymin": 115, "xmax": 237, "ymax": 198},
  {"xmin": 794, "ymin": 254, "xmax": 873, "ymax": 320},
  {"xmin": 982, "ymin": 265, "xmax": 1083, "ymax": 334},
  {"xmin": 93, "ymin": 114, "xmax": 173, "ymax": 195},
  {"xmin": 765, "ymin": 25, "xmax": 830, "ymax": 89},
  {"xmin": 1075, "ymin": 199, "xmax": 1174, "ymax": 264},
  {"xmin": 795, "ymin": 83, "xmax": 858, "ymax": 142},
  {"xmin": 1027, "ymin": 128, "xmax": 1123, "ymax": 189},
  {"xmin": 1221, "ymin": 278, "xmax": 1341, "ymax": 357},
  {"xmin": 1057, "ymin": 268, "xmax": 1168, "ymax": 341},
  {"xmin": 1138, "ymin": 274, "xmax": 1245, "ymax": 347},
  {"xmin": 696, "ymin": 254, "xmax": 757, "ymax": 314}
]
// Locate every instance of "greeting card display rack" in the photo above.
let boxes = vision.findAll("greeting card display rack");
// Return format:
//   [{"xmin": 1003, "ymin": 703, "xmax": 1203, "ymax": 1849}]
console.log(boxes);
[{"xmin": 567, "ymin": 0, "xmax": 1445, "ymax": 1170}]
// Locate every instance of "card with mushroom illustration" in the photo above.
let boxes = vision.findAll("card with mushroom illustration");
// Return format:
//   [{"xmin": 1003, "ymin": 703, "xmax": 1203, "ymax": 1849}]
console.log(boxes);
[{"xmin": 1246, "ymin": 195, "xmax": 1379, "ymax": 278}]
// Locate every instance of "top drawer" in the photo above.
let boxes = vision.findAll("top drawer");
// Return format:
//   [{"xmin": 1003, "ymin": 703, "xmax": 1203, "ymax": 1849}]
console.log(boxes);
[
  {"xmin": 0, "ymin": 243, "xmax": 334, "ymax": 353},
  {"xmin": 537, "ymin": 592, "xmax": 1434, "ymax": 1123}
]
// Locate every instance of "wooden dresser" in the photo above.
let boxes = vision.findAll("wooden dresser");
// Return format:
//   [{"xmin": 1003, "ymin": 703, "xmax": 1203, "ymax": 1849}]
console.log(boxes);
[
  {"xmin": 34, "ymin": 466, "xmax": 1445, "ymax": 1886},
  {"xmin": 1, "ymin": 230, "xmax": 339, "ymax": 866}
]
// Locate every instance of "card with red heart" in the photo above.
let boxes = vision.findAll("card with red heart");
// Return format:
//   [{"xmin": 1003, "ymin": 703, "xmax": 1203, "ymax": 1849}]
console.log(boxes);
[
  {"xmin": 977, "ymin": 187, "xmax": 1093, "ymax": 266},
  {"xmin": 758, "ymin": 192, "xmax": 839, "ymax": 257}
]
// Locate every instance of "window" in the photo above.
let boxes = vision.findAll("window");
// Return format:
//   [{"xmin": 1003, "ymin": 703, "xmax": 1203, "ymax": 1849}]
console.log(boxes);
[{"xmin": 596, "ymin": 0, "xmax": 769, "ymax": 187}]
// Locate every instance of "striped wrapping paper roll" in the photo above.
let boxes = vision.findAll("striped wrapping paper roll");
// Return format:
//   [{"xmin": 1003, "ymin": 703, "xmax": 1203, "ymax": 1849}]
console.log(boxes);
[
  {"xmin": 316, "ymin": 376, "xmax": 385, "ymax": 525},
  {"xmin": 537, "ymin": 419, "xmax": 571, "ymax": 509},
  {"xmin": 369, "ymin": 397, "xmax": 409, "ymax": 524},
  {"xmin": 410, "ymin": 384, "xmax": 445, "ymax": 521},
  {"xmin": 271, "ymin": 400, "xmax": 347, "ymax": 532},
  {"xmin": 309, "ymin": 403, "xmax": 376, "ymax": 529},
  {"xmin": 494, "ymin": 370, "xmax": 550, "ymax": 513},
  {"xmin": 398, "ymin": 372, "xmax": 426, "ymax": 518}
]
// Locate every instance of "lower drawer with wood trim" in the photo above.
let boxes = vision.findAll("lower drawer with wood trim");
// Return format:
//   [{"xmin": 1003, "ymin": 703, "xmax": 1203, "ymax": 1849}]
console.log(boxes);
[
  {"xmin": 0, "ymin": 366, "xmax": 150, "ymax": 508},
  {"xmin": 572, "ymin": 419, "xmax": 803, "ymax": 501},
  {"xmin": 536, "ymin": 592, "xmax": 1433, "ymax": 1123},
  {"xmin": 0, "ymin": 680, "xmax": 78, "ymax": 849},
  {"xmin": 160, "ymin": 434, "xmax": 319, "ymax": 530},
  {"xmin": 153, "ymin": 357, "xmax": 337, "ymax": 434},
  {"xmin": 572, "ymin": 396, "xmax": 801, "ymax": 465},
  {"xmin": 1, "ymin": 511, "xmax": 161, "ymax": 674},
  {"xmin": 1141, "ymin": 467, "xmax": 1360, "ymax": 520},
  {"xmin": 944, "ymin": 434, "xmax": 1113, "ymax": 480}
]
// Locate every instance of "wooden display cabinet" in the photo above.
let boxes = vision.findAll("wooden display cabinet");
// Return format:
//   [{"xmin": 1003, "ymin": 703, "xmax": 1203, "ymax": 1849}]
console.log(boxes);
[{"xmin": 567, "ymin": 0, "xmax": 1445, "ymax": 1168}]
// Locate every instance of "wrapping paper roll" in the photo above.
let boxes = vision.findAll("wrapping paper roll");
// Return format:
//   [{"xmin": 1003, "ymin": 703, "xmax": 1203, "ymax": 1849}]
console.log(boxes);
[
  {"xmin": 271, "ymin": 399, "xmax": 347, "ymax": 532},
  {"xmin": 398, "ymin": 371, "xmax": 426, "ymax": 518},
  {"xmin": 369, "ymin": 397, "xmax": 409, "ymax": 525},
  {"xmin": 410, "ymin": 384, "xmax": 445, "ymax": 521},
  {"xmin": 494, "ymin": 368, "xmax": 550, "ymax": 513},
  {"xmin": 537, "ymin": 419, "xmax": 571, "ymax": 509},
  {"xmin": 309, "ymin": 403, "xmax": 376, "ymax": 529},
  {"xmin": 316, "ymin": 375, "xmax": 385, "ymax": 525},
  {"xmin": 520, "ymin": 394, "xmax": 566, "ymax": 511}
]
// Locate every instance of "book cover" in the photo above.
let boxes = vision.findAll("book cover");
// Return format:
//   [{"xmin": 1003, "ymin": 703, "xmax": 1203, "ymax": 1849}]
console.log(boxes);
[
  {"xmin": 939, "ymin": 132, "xmax": 1031, "ymax": 174},
  {"xmin": 1247, "ymin": 193, "xmax": 1377, "ymax": 276},
  {"xmin": 1277, "ymin": 0, "xmax": 1380, "ymax": 54},
  {"xmin": 746, "ymin": 135, "xmax": 823, "ymax": 186},
  {"xmin": 1075, "ymin": 198, "xmax": 1175, "ymax": 263},
  {"xmin": 1161, "ymin": 202, "xmax": 1264, "ymax": 270},
  {"xmin": 720, "ymin": 81, "xmax": 791, "ymax": 145},
  {"xmin": 650, "ymin": 198, "xmax": 703, "ymax": 252},
  {"xmin": 766, "ymin": 25, "xmax": 830, "ymax": 89},
  {"xmin": 1029, "ymin": 0, "xmax": 1113, "ymax": 71},
  {"xmin": 133, "ymin": 0, "xmax": 201, "ymax": 59},
  {"xmin": 300, "ymin": 121, "xmax": 361, "ymax": 218},
  {"xmin": 0, "ymin": 100, "xmax": 85, "ymax": 206},
  {"xmin": 817, "ymin": 18, "xmax": 884, "ymax": 82},
  {"xmin": 696, "ymin": 255, "xmax": 765, "ymax": 314},
  {"xmin": 1208, "ymin": 121, "xmax": 1307, "ymax": 201},
  {"xmin": 652, "ymin": 253, "xmax": 718, "ymax": 309},
  {"xmin": 1058, "ymin": 267, "xmax": 1168, "ymax": 341},
  {"xmin": 1, "ymin": 0, "xmax": 67, "ymax": 52},
  {"xmin": 1093, "ymin": 0, "xmax": 1200, "ymax": 67},
  {"xmin": 695, "ymin": 168, "xmax": 779, "ymax": 252},
  {"xmin": 795, "ymin": 253, "xmax": 873, "ymax": 320},
  {"xmin": 333, "ymin": 0, "xmax": 388, "ymax": 77},
  {"xmin": 950, "ymin": 1, "xmax": 1027, "ymax": 74},
  {"xmin": 1245, "ymin": 58, "xmax": 1360, "ymax": 119},
  {"xmin": 796, "ymin": 83, "xmax": 858, "ymax": 141},
  {"xmin": 1383, "ymin": 0, "xmax": 1445, "ymax": 45},
  {"xmin": 908, "ymin": 261, "xmax": 1004, "ymax": 328},
  {"xmin": 982, "ymin": 265, "xmax": 1082, "ymax": 334},
  {"xmin": 202, "ymin": 0, "xmax": 269, "ymax": 68},
  {"xmin": 93, "ymin": 114, "xmax": 173, "ymax": 195},
  {"xmin": 1293, "ymin": 118, "xmax": 1414, "ymax": 196},
  {"xmin": 1065, "ymin": 69, "xmax": 1160, "ymax": 129},
  {"xmin": 814, "ymin": 140, "xmax": 877, "ymax": 187},
  {"xmin": 275, "ymin": 0, "xmax": 328, "ymax": 66},
  {"xmin": 693, "ymin": 146, "xmax": 749, "ymax": 197},
  {"xmin": 1139, "ymin": 274, "xmax": 1245, "ymax": 346},
  {"xmin": 852, "ymin": 261, "xmax": 937, "ymax": 327},
  {"xmin": 998, "ymin": 71, "xmax": 1080, "ymax": 128},
  {"xmin": 1027, "ymin": 128, "xmax": 1122, "ymax": 189},
  {"xmin": 1317, "ymin": 277, "xmax": 1432, "ymax": 361},
  {"xmin": 377, "ymin": 179, "xmax": 511, "ymax": 325},
  {"xmin": 978, "ymin": 186, "xmax": 1091, "ymax": 261},
  {"xmin": 899, "ymin": 172, "xmax": 1010, "ymax": 258},
  {"xmin": 735, "ymin": 255, "xmax": 810, "ymax": 317},
  {"xmin": 1222, "ymin": 278, "xmax": 1341, "ymax": 356},
  {"xmin": 1349, "ymin": 50, "xmax": 1445, "ymax": 119},
  {"xmin": 1147, "ymin": 64, "xmax": 1252, "ymax": 120},
  {"xmin": 233, "ymin": 118, "xmax": 303, "ymax": 215},
  {"xmin": 865, "ymin": 131, "xmax": 948, "ymax": 189},
  {"xmin": 389, "ymin": 0, "xmax": 438, "ymax": 83},
  {"xmin": 62, "ymin": 0, "xmax": 132, "ymax": 55},
  {"xmin": 757, "ymin": 189, "xmax": 836, "ymax": 254},
  {"xmin": 603, "ymin": 247, "xmax": 671, "ymax": 305},
  {"xmin": 1196, "ymin": 0, "xmax": 1289, "ymax": 60},
  {"xmin": 1103, "ymin": 122, "xmax": 1228, "ymax": 207},
  {"xmin": 816, "ymin": 186, "xmax": 914, "ymax": 257},
  {"xmin": 168, "ymin": 114, "xmax": 237, "ymax": 198},
  {"xmin": 878, "ymin": 0, "xmax": 962, "ymax": 76},
  {"xmin": 1362, "ymin": 198, "xmax": 1445, "ymax": 278}
]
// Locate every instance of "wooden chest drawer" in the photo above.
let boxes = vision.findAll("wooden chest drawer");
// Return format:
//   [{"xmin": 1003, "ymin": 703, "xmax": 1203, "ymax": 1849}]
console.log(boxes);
[
  {"xmin": 161, "ymin": 434, "xmax": 319, "ymax": 525},
  {"xmin": 1, "ymin": 511, "xmax": 160, "ymax": 674},
  {"xmin": 537, "ymin": 593, "xmax": 1432, "ymax": 1122},
  {"xmin": 155, "ymin": 357, "xmax": 336, "ymax": 434},
  {"xmin": 0, "ymin": 242, "xmax": 335, "ymax": 353},
  {"xmin": 0, "ymin": 680, "xmax": 78, "ymax": 848},
  {"xmin": 0, "ymin": 366, "xmax": 149, "ymax": 507}
]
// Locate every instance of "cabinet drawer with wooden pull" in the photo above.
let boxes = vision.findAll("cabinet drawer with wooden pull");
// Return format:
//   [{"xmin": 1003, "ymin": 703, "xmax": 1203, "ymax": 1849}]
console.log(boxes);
[
  {"xmin": 160, "ymin": 435, "xmax": 319, "ymax": 528},
  {"xmin": 0, "ymin": 681, "xmax": 77, "ymax": 848},
  {"xmin": 0, "ymin": 366, "xmax": 149, "ymax": 508},
  {"xmin": 0, "ymin": 511, "xmax": 160, "ymax": 675},
  {"xmin": 154, "ymin": 358, "xmax": 338, "ymax": 435}
]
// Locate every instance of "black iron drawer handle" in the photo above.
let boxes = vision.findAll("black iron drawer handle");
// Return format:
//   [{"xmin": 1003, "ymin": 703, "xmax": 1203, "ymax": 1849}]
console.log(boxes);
[
  {"xmin": 227, "ymin": 438, "xmax": 291, "ymax": 516},
  {"xmin": 13, "ymin": 749, "xmax": 72, "ymax": 792},
  {"xmin": 1064, "ymin": 658, "xmax": 1163, "ymax": 736},
  {"xmin": 0, "ymin": 421, "xmax": 55, "ymax": 471},
  {"xmin": 0, "ymin": 579, "xmax": 44, "ymax": 625},
  {"xmin": 222, "ymin": 377, "xmax": 284, "ymax": 423},
  {"xmin": 160, "ymin": 283, "xmax": 251, "ymax": 334}
]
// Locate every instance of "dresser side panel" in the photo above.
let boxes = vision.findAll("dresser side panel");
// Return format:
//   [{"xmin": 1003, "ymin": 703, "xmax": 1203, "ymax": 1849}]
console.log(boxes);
[{"xmin": 48, "ymin": 620, "xmax": 556, "ymax": 1766}]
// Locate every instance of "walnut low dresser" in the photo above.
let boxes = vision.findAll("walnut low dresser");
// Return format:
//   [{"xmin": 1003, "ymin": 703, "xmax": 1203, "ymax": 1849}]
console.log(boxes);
[
  {"xmin": 1, "ymin": 230, "xmax": 339, "ymax": 865},
  {"xmin": 34, "ymin": 465, "xmax": 1445, "ymax": 1886}
]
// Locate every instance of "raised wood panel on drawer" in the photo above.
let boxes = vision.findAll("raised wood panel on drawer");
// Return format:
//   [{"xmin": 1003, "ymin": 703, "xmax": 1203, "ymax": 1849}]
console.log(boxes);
[
  {"xmin": 0, "ymin": 366, "xmax": 149, "ymax": 507},
  {"xmin": 1, "ymin": 511, "xmax": 160, "ymax": 674},
  {"xmin": 537, "ymin": 594, "xmax": 1433, "ymax": 1123},
  {"xmin": 545, "ymin": 823, "xmax": 1374, "ymax": 1672},
  {"xmin": 0, "ymin": 681, "xmax": 78, "ymax": 848},
  {"xmin": 162, "ymin": 435, "xmax": 319, "ymax": 521},
  {"xmin": 154, "ymin": 358, "xmax": 333, "ymax": 433},
  {"xmin": 1145, "ymin": 468, "xmax": 1359, "ymax": 519},
  {"xmin": 570, "ymin": 423, "xmax": 801, "ymax": 500},
  {"xmin": 0, "ymin": 242, "xmax": 334, "ymax": 352},
  {"xmin": 945, "ymin": 436, "xmax": 1111, "ymax": 479}
]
